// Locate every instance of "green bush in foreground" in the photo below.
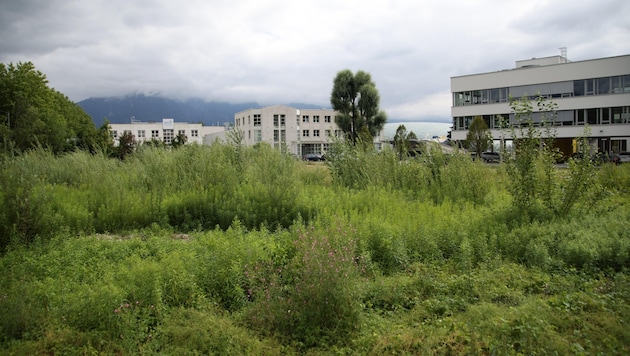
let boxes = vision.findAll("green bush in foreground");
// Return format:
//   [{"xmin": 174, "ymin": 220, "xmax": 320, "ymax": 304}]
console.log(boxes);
[{"xmin": 245, "ymin": 221, "xmax": 364, "ymax": 349}]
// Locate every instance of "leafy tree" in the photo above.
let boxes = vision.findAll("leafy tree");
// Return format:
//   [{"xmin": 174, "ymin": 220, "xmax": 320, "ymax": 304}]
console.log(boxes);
[
  {"xmin": 89, "ymin": 119, "xmax": 115, "ymax": 157},
  {"xmin": 116, "ymin": 131, "xmax": 136, "ymax": 160},
  {"xmin": 330, "ymin": 69, "xmax": 387, "ymax": 145},
  {"xmin": 172, "ymin": 132, "xmax": 188, "ymax": 148},
  {"xmin": 393, "ymin": 124, "xmax": 417, "ymax": 159},
  {"xmin": 0, "ymin": 61, "xmax": 99, "ymax": 155},
  {"xmin": 465, "ymin": 116, "xmax": 491, "ymax": 159}
]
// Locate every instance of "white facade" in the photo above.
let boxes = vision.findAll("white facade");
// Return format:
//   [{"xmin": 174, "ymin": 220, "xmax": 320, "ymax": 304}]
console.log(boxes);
[
  {"xmin": 450, "ymin": 54, "xmax": 630, "ymax": 155},
  {"xmin": 109, "ymin": 118, "xmax": 226, "ymax": 146},
  {"xmin": 234, "ymin": 105, "xmax": 385, "ymax": 157}
]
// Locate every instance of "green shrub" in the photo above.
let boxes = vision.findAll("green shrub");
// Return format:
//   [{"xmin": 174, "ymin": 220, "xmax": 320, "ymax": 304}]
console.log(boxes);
[
  {"xmin": 245, "ymin": 222, "xmax": 363, "ymax": 348},
  {"xmin": 158, "ymin": 307, "xmax": 281, "ymax": 355}
]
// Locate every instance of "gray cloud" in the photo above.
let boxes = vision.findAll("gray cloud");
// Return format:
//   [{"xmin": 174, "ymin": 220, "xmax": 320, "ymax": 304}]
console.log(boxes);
[{"xmin": 1, "ymin": 0, "xmax": 628, "ymax": 122}]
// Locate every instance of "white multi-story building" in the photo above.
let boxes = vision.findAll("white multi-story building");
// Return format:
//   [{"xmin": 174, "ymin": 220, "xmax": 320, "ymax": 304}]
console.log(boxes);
[
  {"xmin": 450, "ymin": 54, "xmax": 630, "ymax": 155},
  {"xmin": 109, "ymin": 118, "xmax": 227, "ymax": 146},
  {"xmin": 234, "ymin": 105, "xmax": 385, "ymax": 157}
]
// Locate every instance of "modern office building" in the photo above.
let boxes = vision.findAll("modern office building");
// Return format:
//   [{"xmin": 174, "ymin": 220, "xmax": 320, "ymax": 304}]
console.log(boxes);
[
  {"xmin": 450, "ymin": 54, "xmax": 630, "ymax": 155},
  {"xmin": 109, "ymin": 118, "xmax": 227, "ymax": 146},
  {"xmin": 234, "ymin": 105, "xmax": 385, "ymax": 157}
]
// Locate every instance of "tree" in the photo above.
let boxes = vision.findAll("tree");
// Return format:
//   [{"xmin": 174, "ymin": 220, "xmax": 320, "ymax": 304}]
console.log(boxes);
[
  {"xmin": 0, "ymin": 61, "xmax": 101, "ymax": 155},
  {"xmin": 172, "ymin": 132, "xmax": 187, "ymax": 148},
  {"xmin": 330, "ymin": 69, "xmax": 387, "ymax": 145},
  {"xmin": 116, "ymin": 131, "xmax": 136, "ymax": 160},
  {"xmin": 465, "ymin": 116, "xmax": 491, "ymax": 159},
  {"xmin": 393, "ymin": 124, "xmax": 417, "ymax": 159}
]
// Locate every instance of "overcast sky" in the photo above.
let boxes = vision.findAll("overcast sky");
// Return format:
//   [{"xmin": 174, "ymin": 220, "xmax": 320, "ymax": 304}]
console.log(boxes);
[{"xmin": 1, "ymin": 0, "xmax": 629, "ymax": 122}]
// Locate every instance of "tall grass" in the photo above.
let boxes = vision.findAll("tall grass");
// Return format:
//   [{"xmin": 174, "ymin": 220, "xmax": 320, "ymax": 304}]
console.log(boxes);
[{"xmin": 0, "ymin": 141, "xmax": 629, "ymax": 354}]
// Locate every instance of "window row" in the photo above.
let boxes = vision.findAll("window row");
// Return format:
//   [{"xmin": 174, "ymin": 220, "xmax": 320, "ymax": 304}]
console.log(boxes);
[
  {"xmin": 574, "ymin": 75, "xmax": 630, "ymax": 96},
  {"xmin": 453, "ymin": 106, "xmax": 630, "ymax": 130},
  {"xmin": 453, "ymin": 88, "xmax": 509, "ymax": 106},
  {"xmin": 110, "ymin": 129, "xmax": 198, "ymax": 139},
  {"xmin": 302, "ymin": 129, "xmax": 321, "ymax": 137},
  {"xmin": 453, "ymin": 75, "xmax": 630, "ymax": 107},
  {"xmin": 236, "ymin": 114, "xmax": 335, "ymax": 126}
]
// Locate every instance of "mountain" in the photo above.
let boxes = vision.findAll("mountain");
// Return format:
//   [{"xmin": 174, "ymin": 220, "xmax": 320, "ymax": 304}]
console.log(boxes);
[{"xmin": 78, "ymin": 94, "xmax": 327, "ymax": 126}]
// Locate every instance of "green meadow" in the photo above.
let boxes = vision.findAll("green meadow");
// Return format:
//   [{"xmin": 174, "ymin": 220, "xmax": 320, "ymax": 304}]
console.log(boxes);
[{"xmin": 1, "ymin": 140, "xmax": 629, "ymax": 355}]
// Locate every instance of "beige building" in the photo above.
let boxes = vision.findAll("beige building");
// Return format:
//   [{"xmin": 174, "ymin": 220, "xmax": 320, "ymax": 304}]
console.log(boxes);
[
  {"xmin": 109, "ymin": 118, "xmax": 227, "ymax": 146},
  {"xmin": 235, "ymin": 105, "xmax": 384, "ymax": 157},
  {"xmin": 451, "ymin": 54, "xmax": 630, "ymax": 155}
]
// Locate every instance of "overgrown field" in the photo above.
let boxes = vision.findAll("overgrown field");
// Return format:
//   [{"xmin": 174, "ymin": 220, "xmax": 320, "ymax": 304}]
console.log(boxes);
[{"xmin": 1, "ymin": 141, "xmax": 629, "ymax": 354}]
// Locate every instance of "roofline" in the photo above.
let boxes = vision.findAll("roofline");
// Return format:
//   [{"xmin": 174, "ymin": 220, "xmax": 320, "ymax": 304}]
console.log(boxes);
[{"xmin": 450, "ymin": 54, "xmax": 630, "ymax": 80}]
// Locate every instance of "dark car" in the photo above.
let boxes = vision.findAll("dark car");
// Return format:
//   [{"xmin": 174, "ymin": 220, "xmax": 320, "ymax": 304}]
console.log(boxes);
[
  {"xmin": 619, "ymin": 152, "xmax": 630, "ymax": 164},
  {"xmin": 481, "ymin": 151, "xmax": 501, "ymax": 163},
  {"xmin": 573, "ymin": 152, "xmax": 621, "ymax": 165},
  {"xmin": 303, "ymin": 153, "xmax": 323, "ymax": 161}
]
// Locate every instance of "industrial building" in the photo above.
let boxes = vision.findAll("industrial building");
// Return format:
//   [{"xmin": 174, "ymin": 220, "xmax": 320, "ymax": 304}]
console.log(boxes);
[
  {"xmin": 109, "ymin": 118, "xmax": 227, "ymax": 146},
  {"xmin": 450, "ymin": 53, "xmax": 630, "ymax": 155}
]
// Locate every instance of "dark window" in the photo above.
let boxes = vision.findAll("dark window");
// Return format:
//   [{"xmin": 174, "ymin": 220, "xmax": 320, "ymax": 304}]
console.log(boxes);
[
  {"xmin": 574, "ymin": 80, "xmax": 585, "ymax": 96},
  {"xmin": 597, "ymin": 77, "xmax": 610, "ymax": 94}
]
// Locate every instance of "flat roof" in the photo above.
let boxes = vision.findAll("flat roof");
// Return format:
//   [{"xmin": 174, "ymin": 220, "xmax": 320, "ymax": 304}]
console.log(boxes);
[{"xmin": 450, "ymin": 54, "xmax": 630, "ymax": 79}]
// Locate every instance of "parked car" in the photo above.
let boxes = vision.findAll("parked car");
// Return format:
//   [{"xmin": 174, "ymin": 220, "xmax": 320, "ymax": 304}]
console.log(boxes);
[
  {"xmin": 591, "ymin": 152, "xmax": 617, "ymax": 165},
  {"xmin": 481, "ymin": 151, "xmax": 501, "ymax": 163},
  {"xmin": 572, "ymin": 152, "xmax": 624, "ymax": 165},
  {"xmin": 618, "ymin": 152, "xmax": 630, "ymax": 164},
  {"xmin": 303, "ymin": 153, "xmax": 324, "ymax": 161}
]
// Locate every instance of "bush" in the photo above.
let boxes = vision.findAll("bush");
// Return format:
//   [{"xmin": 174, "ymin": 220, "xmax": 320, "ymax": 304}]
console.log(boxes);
[{"xmin": 245, "ymin": 222, "xmax": 363, "ymax": 348}]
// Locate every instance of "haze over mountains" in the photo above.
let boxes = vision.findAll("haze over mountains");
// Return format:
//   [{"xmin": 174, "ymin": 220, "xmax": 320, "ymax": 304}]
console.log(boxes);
[{"xmin": 78, "ymin": 94, "xmax": 327, "ymax": 127}]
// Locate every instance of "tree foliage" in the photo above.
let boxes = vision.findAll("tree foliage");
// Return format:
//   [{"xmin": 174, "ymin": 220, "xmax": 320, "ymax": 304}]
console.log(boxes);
[
  {"xmin": 393, "ymin": 124, "xmax": 417, "ymax": 159},
  {"xmin": 0, "ymin": 61, "xmax": 103, "ymax": 155},
  {"xmin": 465, "ymin": 116, "xmax": 491, "ymax": 158},
  {"xmin": 330, "ymin": 69, "xmax": 387, "ymax": 144}
]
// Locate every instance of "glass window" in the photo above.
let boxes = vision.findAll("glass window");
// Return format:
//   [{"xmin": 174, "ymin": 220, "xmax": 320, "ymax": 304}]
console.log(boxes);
[
  {"xmin": 472, "ymin": 90, "xmax": 482, "ymax": 104},
  {"xmin": 274, "ymin": 130, "xmax": 279, "ymax": 142},
  {"xmin": 138, "ymin": 130, "xmax": 145, "ymax": 138},
  {"xmin": 612, "ymin": 76, "xmax": 623, "ymax": 93},
  {"xmin": 302, "ymin": 115, "xmax": 309, "ymax": 123},
  {"xmin": 601, "ymin": 108, "xmax": 610, "ymax": 124},
  {"xmin": 586, "ymin": 109, "xmax": 598, "ymax": 125},
  {"xmin": 152, "ymin": 130, "xmax": 159, "ymax": 138},
  {"xmin": 586, "ymin": 79, "xmax": 595, "ymax": 95},
  {"xmin": 313, "ymin": 115, "xmax": 320, "ymax": 123},
  {"xmin": 253, "ymin": 114, "xmax": 261, "ymax": 126},
  {"xmin": 280, "ymin": 130, "xmax": 286, "ymax": 142},
  {"xmin": 612, "ymin": 107, "xmax": 623, "ymax": 123},
  {"xmin": 254, "ymin": 130, "xmax": 262, "ymax": 143},
  {"xmin": 597, "ymin": 77, "xmax": 610, "ymax": 94},
  {"xmin": 573, "ymin": 80, "xmax": 585, "ymax": 96},
  {"xmin": 499, "ymin": 88, "xmax": 508, "ymax": 102},
  {"xmin": 313, "ymin": 129, "xmax": 320, "ymax": 137},
  {"xmin": 454, "ymin": 92, "xmax": 466, "ymax": 106},
  {"xmin": 624, "ymin": 75, "xmax": 630, "ymax": 93},
  {"xmin": 302, "ymin": 130, "xmax": 309, "ymax": 137},
  {"xmin": 490, "ymin": 89, "xmax": 500, "ymax": 103},
  {"xmin": 576, "ymin": 110, "xmax": 585, "ymax": 125},
  {"xmin": 273, "ymin": 115, "xmax": 279, "ymax": 127},
  {"xmin": 191, "ymin": 130, "xmax": 198, "ymax": 137},
  {"xmin": 280, "ymin": 114, "xmax": 286, "ymax": 126},
  {"xmin": 324, "ymin": 115, "xmax": 331, "ymax": 123}
]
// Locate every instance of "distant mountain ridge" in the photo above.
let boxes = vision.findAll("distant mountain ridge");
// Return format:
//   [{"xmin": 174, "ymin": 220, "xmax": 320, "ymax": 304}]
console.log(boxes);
[{"xmin": 78, "ymin": 94, "xmax": 327, "ymax": 126}]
